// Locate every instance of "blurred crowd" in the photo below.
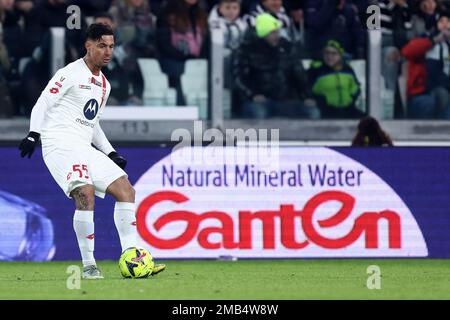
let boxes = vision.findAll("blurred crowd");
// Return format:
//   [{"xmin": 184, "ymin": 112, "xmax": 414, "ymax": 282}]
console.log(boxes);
[{"xmin": 0, "ymin": 0, "xmax": 450, "ymax": 120}]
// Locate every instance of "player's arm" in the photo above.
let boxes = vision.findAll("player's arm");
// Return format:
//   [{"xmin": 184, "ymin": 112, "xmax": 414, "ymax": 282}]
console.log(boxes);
[
  {"xmin": 93, "ymin": 87, "xmax": 127, "ymax": 170},
  {"xmin": 19, "ymin": 70, "xmax": 73, "ymax": 158},
  {"xmin": 92, "ymin": 123, "xmax": 127, "ymax": 170}
]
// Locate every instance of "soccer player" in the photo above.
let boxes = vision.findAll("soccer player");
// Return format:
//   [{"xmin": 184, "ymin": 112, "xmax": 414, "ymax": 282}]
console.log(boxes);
[{"xmin": 18, "ymin": 23, "xmax": 165, "ymax": 279}]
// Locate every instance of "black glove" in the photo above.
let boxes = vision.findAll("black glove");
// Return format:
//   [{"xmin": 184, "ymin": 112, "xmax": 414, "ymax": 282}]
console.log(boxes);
[
  {"xmin": 108, "ymin": 151, "xmax": 127, "ymax": 170},
  {"xmin": 19, "ymin": 131, "xmax": 40, "ymax": 158}
]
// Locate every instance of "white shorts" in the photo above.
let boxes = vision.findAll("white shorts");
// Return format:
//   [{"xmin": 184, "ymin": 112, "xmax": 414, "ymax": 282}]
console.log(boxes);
[{"xmin": 43, "ymin": 145, "xmax": 127, "ymax": 199}]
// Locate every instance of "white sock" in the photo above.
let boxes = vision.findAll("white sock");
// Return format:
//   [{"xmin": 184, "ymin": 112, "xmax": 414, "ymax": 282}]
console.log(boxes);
[
  {"xmin": 114, "ymin": 202, "xmax": 137, "ymax": 252},
  {"xmin": 73, "ymin": 210, "xmax": 96, "ymax": 267}
]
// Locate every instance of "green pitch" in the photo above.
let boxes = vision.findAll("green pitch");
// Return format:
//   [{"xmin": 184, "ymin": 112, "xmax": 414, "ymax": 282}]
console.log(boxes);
[{"xmin": 0, "ymin": 259, "xmax": 449, "ymax": 299}]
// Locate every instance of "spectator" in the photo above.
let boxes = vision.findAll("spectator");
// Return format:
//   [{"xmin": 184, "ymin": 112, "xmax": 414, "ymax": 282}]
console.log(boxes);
[
  {"xmin": 285, "ymin": 0, "xmax": 308, "ymax": 57},
  {"xmin": 0, "ymin": 22, "xmax": 14, "ymax": 118},
  {"xmin": 109, "ymin": 0, "xmax": 157, "ymax": 57},
  {"xmin": 1, "ymin": 0, "xmax": 42, "ymax": 116},
  {"xmin": 411, "ymin": 0, "xmax": 445, "ymax": 37},
  {"xmin": 233, "ymin": 14, "xmax": 320, "ymax": 119},
  {"xmin": 245, "ymin": 0, "xmax": 294, "ymax": 41},
  {"xmin": 352, "ymin": 116, "xmax": 394, "ymax": 146},
  {"xmin": 14, "ymin": 0, "xmax": 41, "ymax": 59},
  {"xmin": 241, "ymin": 0, "xmax": 259, "ymax": 14},
  {"xmin": 304, "ymin": 0, "xmax": 365, "ymax": 59},
  {"xmin": 19, "ymin": 0, "xmax": 89, "ymax": 115},
  {"xmin": 149, "ymin": 0, "xmax": 166, "ymax": 16},
  {"xmin": 94, "ymin": 12, "xmax": 144, "ymax": 106},
  {"xmin": 156, "ymin": 0, "xmax": 209, "ymax": 105},
  {"xmin": 209, "ymin": 0, "xmax": 247, "ymax": 88},
  {"xmin": 308, "ymin": 40, "xmax": 364, "ymax": 119},
  {"xmin": 0, "ymin": 0, "xmax": 23, "ymax": 62},
  {"xmin": 209, "ymin": 0, "xmax": 247, "ymax": 52},
  {"xmin": 380, "ymin": 0, "xmax": 412, "ymax": 47},
  {"xmin": 35, "ymin": 0, "xmax": 88, "ymax": 60},
  {"xmin": 72, "ymin": 0, "xmax": 113, "ymax": 17},
  {"xmin": 379, "ymin": 0, "xmax": 413, "ymax": 91},
  {"xmin": 350, "ymin": 0, "xmax": 370, "ymax": 23},
  {"xmin": 0, "ymin": 24, "xmax": 10, "ymax": 75},
  {"xmin": 401, "ymin": 11, "xmax": 450, "ymax": 119}
]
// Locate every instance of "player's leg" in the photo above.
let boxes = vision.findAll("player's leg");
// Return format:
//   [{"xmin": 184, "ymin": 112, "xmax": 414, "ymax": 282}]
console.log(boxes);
[
  {"xmin": 106, "ymin": 176, "xmax": 137, "ymax": 251},
  {"xmin": 41, "ymin": 148, "xmax": 103, "ymax": 278},
  {"xmin": 106, "ymin": 176, "xmax": 166, "ymax": 275},
  {"xmin": 71, "ymin": 185, "xmax": 103, "ymax": 279}
]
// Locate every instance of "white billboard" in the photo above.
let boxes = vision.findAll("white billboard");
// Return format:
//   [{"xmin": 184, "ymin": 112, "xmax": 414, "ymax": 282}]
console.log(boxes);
[{"xmin": 134, "ymin": 147, "xmax": 428, "ymax": 258}]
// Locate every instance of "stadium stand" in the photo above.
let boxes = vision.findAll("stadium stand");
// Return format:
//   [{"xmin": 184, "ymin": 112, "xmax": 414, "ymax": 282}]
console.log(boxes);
[
  {"xmin": 180, "ymin": 59, "xmax": 209, "ymax": 119},
  {"xmin": 2, "ymin": 0, "xmax": 450, "ymax": 143},
  {"xmin": 138, "ymin": 58, "xmax": 177, "ymax": 106}
]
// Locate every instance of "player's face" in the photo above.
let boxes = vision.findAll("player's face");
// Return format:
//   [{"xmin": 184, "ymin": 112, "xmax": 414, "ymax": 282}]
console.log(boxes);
[{"xmin": 87, "ymin": 35, "xmax": 114, "ymax": 68}]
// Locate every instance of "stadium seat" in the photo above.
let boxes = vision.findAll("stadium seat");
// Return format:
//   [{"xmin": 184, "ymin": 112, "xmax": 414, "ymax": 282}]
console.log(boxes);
[
  {"xmin": 18, "ymin": 57, "xmax": 31, "ymax": 75},
  {"xmin": 137, "ymin": 58, "xmax": 176, "ymax": 106},
  {"xmin": 302, "ymin": 59, "xmax": 312, "ymax": 70},
  {"xmin": 223, "ymin": 89, "xmax": 232, "ymax": 119},
  {"xmin": 381, "ymin": 76, "xmax": 395, "ymax": 119},
  {"xmin": 181, "ymin": 59, "xmax": 208, "ymax": 119}
]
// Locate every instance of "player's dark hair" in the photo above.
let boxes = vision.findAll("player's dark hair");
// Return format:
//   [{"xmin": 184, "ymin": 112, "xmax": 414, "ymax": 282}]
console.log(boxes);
[{"xmin": 86, "ymin": 23, "xmax": 114, "ymax": 41}]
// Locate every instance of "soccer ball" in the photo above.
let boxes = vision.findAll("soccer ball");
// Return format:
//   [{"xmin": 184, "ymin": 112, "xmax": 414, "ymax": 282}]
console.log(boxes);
[{"xmin": 119, "ymin": 247, "xmax": 154, "ymax": 278}]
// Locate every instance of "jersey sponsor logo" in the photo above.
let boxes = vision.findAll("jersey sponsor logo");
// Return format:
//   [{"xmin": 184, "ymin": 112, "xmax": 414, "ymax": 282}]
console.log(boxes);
[
  {"xmin": 76, "ymin": 118, "xmax": 95, "ymax": 128},
  {"xmin": 55, "ymin": 82, "xmax": 62, "ymax": 88},
  {"xmin": 79, "ymin": 85, "xmax": 91, "ymax": 90},
  {"xmin": 90, "ymin": 77, "xmax": 102, "ymax": 87},
  {"xmin": 83, "ymin": 99, "xmax": 99, "ymax": 120},
  {"xmin": 60, "ymin": 77, "xmax": 66, "ymax": 82},
  {"xmin": 49, "ymin": 88, "xmax": 59, "ymax": 94}
]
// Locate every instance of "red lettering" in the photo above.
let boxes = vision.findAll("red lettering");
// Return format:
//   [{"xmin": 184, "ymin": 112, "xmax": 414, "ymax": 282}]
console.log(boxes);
[
  {"xmin": 302, "ymin": 191, "xmax": 365, "ymax": 249},
  {"xmin": 197, "ymin": 212, "xmax": 238, "ymax": 249},
  {"xmin": 239, "ymin": 210, "xmax": 278, "ymax": 249},
  {"xmin": 358, "ymin": 210, "xmax": 401, "ymax": 248},
  {"xmin": 137, "ymin": 191, "xmax": 199, "ymax": 249},
  {"xmin": 279, "ymin": 205, "xmax": 309, "ymax": 249},
  {"xmin": 136, "ymin": 190, "xmax": 402, "ymax": 251}
]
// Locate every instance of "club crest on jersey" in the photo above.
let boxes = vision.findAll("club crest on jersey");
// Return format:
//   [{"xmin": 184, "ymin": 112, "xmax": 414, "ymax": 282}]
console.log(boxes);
[{"xmin": 83, "ymin": 99, "xmax": 99, "ymax": 120}]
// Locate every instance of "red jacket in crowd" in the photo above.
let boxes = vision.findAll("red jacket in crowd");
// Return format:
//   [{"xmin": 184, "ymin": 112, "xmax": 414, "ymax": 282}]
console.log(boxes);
[{"xmin": 401, "ymin": 37, "xmax": 434, "ymax": 97}]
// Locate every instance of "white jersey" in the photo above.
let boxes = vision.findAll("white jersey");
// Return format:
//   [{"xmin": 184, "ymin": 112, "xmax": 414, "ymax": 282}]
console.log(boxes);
[{"xmin": 30, "ymin": 58, "xmax": 114, "ymax": 157}]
